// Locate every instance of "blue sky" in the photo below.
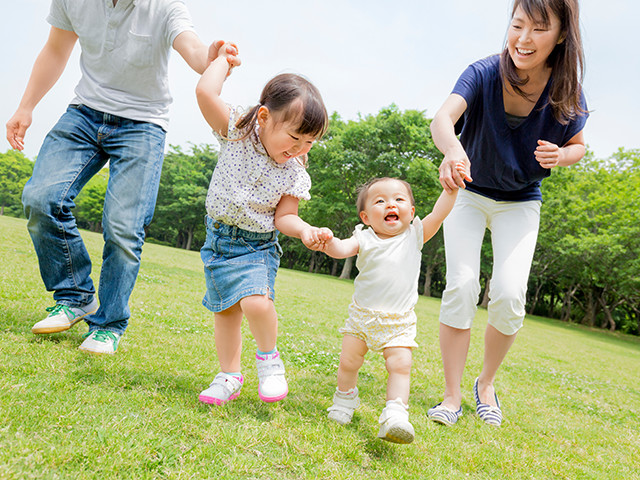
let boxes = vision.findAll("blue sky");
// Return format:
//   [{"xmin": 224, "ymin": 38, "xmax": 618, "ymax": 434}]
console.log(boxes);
[{"xmin": 2, "ymin": 0, "xmax": 638, "ymax": 161}]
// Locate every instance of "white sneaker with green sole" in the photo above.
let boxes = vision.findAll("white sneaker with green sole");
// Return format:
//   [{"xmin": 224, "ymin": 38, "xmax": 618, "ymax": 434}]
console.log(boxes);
[
  {"xmin": 31, "ymin": 299, "xmax": 99, "ymax": 334},
  {"xmin": 79, "ymin": 330, "xmax": 120, "ymax": 355}
]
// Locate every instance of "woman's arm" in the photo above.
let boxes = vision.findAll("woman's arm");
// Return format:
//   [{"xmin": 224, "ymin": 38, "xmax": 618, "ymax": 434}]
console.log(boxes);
[
  {"xmin": 535, "ymin": 130, "xmax": 586, "ymax": 169},
  {"xmin": 431, "ymin": 93, "xmax": 472, "ymax": 193}
]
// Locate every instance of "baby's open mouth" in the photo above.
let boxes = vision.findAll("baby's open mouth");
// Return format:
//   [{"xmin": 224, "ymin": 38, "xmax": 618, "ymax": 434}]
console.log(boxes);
[{"xmin": 385, "ymin": 213, "xmax": 399, "ymax": 222}]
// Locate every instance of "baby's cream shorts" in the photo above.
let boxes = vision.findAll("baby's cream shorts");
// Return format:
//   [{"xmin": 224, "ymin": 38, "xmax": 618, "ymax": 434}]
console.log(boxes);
[{"xmin": 339, "ymin": 302, "xmax": 418, "ymax": 352}]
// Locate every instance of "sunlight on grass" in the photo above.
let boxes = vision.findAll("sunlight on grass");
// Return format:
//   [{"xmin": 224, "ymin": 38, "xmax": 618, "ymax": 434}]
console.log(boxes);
[{"xmin": 1, "ymin": 215, "xmax": 639, "ymax": 479}]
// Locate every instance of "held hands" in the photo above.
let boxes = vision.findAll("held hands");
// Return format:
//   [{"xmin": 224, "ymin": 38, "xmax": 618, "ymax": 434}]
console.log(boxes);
[
  {"xmin": 439, "ymin": 149, "xmax": 472, "ymax": 193},
  {"xmin": 535, "ymin": 139, "xmax": 563, "ymax": 169},
  {"xmin": 301, "ymin": 226, "xmax": 334, "ymax": 252},
  {"xmin": 208, "ymin": 40, "xmax": 241, "ymax": 76},
  {"xmin": 6, "ymin": 109, "xmax": 32, "ymax": 151},
  {"xmin": 455, "ymin": 160, "xmax": 471, "ymax": 182}
]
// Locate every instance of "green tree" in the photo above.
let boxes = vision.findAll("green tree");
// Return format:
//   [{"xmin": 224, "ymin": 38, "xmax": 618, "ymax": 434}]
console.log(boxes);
[
  {"xmin": 0, "ymin": 149, "xmax": 33, "ymax": 217},
  {"xmin": 75, "ymin": 169, "xmax": 108, "ymax": 232},
  {"xmin": 304, "ymin": 105, "xmax": 444, "ymax": 295},
  {"xmin": 149, "ymin": 144, "xmax": 217, "ymax": 250},
  {"xmin": 405, "ymin": 154, "xmax": 445, "ymax": 296},
  {"xmin": 533, "ymin": 148, "xmax": 640, "ymax": 333}
]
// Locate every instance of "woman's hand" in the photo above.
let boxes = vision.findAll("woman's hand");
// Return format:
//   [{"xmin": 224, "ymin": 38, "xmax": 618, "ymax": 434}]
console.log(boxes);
[
  {"xmin": 535, "ymin": 139, "xmax": 563, "ymax": 169},
  {"xmin": 439, "ymin": 148, "xmax": 472, "ymax": 193}
]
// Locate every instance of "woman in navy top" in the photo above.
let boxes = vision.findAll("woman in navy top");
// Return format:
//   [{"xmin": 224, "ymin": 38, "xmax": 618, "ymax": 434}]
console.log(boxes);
[{"xmin": 427, "ymin": 0, "xmax": 588, "ymax": 427}]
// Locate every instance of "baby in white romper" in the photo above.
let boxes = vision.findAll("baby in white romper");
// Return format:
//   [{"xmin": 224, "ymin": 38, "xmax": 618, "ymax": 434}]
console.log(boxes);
[{"xmin": 318, "ymin": 177, "xmax": 457, "ymax": 444}]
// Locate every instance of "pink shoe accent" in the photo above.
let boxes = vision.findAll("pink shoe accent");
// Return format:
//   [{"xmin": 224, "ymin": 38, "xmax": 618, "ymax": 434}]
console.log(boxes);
[
  {"xmin": 255, "ymin": 351, "xmax": 288, "ymax": 402},
  {"xmin": 255, "ymin": 351, "xmax": 280, "ymax": 361},
  {"xmin": 198, "ymin": 373, "xmax": 243, "ymax": 405},
  {"xmin": 199, "ymin": 390, "xmax": 242, "ymax": 406},
  {"xmin": 258, "ymin": 388, "xmax": 289, "ymax": 403}
]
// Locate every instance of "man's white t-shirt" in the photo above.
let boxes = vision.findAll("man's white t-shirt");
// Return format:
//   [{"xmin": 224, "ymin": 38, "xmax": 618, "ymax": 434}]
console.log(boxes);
[{"xmin": 48, "ymin": 0, "xmax": 195, "ymax": 130}]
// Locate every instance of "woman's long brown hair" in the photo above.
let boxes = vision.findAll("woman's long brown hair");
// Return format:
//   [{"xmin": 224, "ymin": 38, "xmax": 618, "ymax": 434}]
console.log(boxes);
[{"xmin": 500, "ymin": 0, "xmax": 586, "ymax": 124}]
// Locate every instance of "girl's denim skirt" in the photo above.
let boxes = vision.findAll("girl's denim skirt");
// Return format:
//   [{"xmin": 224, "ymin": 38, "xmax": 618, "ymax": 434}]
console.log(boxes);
[{"xmin": 201, "ymin": 216, "xmax": 282, "ymax": 313}]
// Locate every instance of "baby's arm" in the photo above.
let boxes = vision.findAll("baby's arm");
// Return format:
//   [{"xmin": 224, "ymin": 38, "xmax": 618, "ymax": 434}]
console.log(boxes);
[
  {"xmin": 321, "ymin": 235, "xmax": 360, "ymax": 259},
  {"xmin": 301, "ymin": 226, "xmax": 358, "ymax": 258},
  {"xmin": 195, "ymin": 42, "xmax": 239, "ymax": 136},
  {"xmin": 302, "ymin": 226, "xmax": 334, "ymax": 251},
  {"xmin": 421, "ymin": 189, "xmax": 458, "ymax": 243},
  {"xmin": 420, "ymin": 161, "xmax": 465, "ymax": 243}
]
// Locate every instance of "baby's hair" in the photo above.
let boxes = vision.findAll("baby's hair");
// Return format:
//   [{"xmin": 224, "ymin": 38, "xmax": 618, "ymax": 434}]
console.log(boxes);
[
  {"xmin": 236, "ymin": 73, "xmax": 329, "ymax": 143},
  {"xmin": 500, "ymin": 0, "xmax": 585, "ymax": 124},
  {"xmin": 356, "ymin": 177, "xmax": 415, "ymax": 213}
]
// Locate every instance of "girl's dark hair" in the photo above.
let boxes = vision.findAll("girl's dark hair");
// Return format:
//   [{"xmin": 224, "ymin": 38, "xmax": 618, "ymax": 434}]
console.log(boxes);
[
  {"xmin": 356, "ymin": 177, "xmax": 415, "ymax": 214},
  {"xmin": 236, "ymin": 73, "xmax": 329, "ymax": 140},
  {"xmin": 500, "ymin": 0, "xmax": 585, "ymax": 124}
]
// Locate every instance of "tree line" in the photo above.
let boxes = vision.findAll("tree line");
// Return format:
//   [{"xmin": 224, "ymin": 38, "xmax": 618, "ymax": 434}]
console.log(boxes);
[{"xmin": 1, "ymin": 105, "xmax": 638, "ymax": 334}]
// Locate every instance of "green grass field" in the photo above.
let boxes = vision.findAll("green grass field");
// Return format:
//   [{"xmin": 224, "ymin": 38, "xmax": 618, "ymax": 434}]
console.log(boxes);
[{"xmin": 1, "ymin": 214, "xmax": 639, "ymax": 479}]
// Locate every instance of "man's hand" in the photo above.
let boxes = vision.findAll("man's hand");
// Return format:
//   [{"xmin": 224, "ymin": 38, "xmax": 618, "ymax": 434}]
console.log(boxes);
[{"xmin": 6, "ymin": 109, "xmax": 32, "ymax": 151}]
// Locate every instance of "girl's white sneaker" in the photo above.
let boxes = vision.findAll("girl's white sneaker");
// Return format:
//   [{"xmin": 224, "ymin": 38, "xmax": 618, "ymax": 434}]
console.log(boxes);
[
  {"xmin": 199, "ymin": 373, "xmax": 243, "ymax": 405},
  {"xmin": 256, "ymin": 352, "xmax": 288, "ymax": 402}
]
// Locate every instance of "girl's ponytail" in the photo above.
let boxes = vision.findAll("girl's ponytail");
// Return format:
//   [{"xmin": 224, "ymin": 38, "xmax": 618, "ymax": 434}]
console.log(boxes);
[
  {"xmin": 234, "ymin": 73, "xmax": 328, "ymax": 143},
  {"xmin": 235, "ymin": 104, "xmax": 261, "ymax": 134}
]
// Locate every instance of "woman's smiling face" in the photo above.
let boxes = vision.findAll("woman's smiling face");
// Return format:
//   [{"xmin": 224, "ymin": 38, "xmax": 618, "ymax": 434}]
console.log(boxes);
[{"xmin": 507, "ymin": 5, "xmax": 563, "ymax": 77}]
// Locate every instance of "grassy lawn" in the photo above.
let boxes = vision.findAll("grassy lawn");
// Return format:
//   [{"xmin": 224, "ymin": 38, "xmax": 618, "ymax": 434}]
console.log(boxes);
[{"xmin": 1, "ymin": 214, "xmax": 639, "ymax": 479}]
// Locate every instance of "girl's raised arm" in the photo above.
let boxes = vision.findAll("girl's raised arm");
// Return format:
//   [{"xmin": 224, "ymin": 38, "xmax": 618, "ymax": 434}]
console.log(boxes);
[{"xmin": 195, "ymin": 44, "xmax": 238, "ymax": 136}]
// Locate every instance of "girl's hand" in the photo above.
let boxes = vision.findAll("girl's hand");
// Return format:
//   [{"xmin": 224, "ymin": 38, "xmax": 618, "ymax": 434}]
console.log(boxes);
[
  {"xmin": 535, "ymin": 139, "xmax": 563, "ymax": 169},
  {"xmin": 208, "ymin": 40, "xmax": 241, "ymax": 74},
  {"xmin": 301, "ymin": 226, "xmax": 334, "ymax": 251},
  {"xmin": 439, "ymin": 149, "xmax": 472, "ymax": 193}
]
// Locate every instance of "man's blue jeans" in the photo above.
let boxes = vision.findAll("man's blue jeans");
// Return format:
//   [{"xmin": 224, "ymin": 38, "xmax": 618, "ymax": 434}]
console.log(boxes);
[{"xmin": 22, "ymin": 104, "xmax": 166, "ymax": 335}]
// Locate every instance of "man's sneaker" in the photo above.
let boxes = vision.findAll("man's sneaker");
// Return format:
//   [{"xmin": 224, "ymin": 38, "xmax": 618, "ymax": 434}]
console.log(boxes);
[
  {"xmin": 78, "ymin": 330, "xmax": 120, "ymax": 355},
  {"xmin": 377, "ymin": 398, "xmax": 415, "ymax": 444},
  {"xmin": 327, "ymin": 387, "xmax": 360, "ymax": 425},
  {"xmin": 199, "ymin": 373, "xmax": 244, "ymax": 405},
  {"xmin": 32, "ymin": 298, "xmax": 99, "ymax": 334},
  {"xmin": 255, "ymin": 351, "xmax": 288, "ymax": 402}
]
